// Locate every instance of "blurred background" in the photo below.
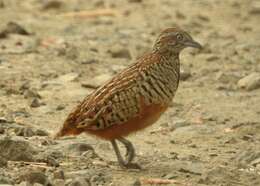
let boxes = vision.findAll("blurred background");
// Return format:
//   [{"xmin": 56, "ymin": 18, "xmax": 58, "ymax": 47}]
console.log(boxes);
[{"xmin": 0, "ymin": 0, "xmax": 260, "ymax": 185}]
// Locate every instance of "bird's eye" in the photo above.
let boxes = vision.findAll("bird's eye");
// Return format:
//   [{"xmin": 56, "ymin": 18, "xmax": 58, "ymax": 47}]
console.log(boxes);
[{"xmin": 176, "ymin": 33, "xmax": 183, "ymax": 41}]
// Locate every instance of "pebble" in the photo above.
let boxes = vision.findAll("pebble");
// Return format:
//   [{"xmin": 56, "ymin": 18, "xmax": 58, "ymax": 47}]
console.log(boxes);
[
  {"xmin": 65, "ymin": 142, "xmax": 94, "ymax": 156},
  {"xmin": 237, "ymin": 73, "xmax": 260, "ymax": 91},
  {"xmin": 173, "ymin": 119, "xmax": 190, "ymax": 129},
  {"xmin": 53, "ymin": 170, "xmax": 65, "ymax": 180},
  {"xmin": 81, "ymin": 58, "xmax": 98, "ymax": 64},
  {"xmin": 180, "ymin": 68, "xmax": 191, "ymax": 81},
  {"xmin": 235, "ymin": 148, "xmax": 260, "ymax": 167},
  {"xmin": 56, "ymin": 104, "xmax": 66, "ymax": 111},
  {"xmin": 251, "ymin": 158, "xmax": 260, "ymax": 167},
  {"xmin": 30, "ymin": 98, "xmax": 44, "ymax": 108},
  {"xmin": 34, "ymin": 129, "xmax": 49, "ymax": 136},
  {"xmin": 163, "ymin": 173, "xmax": 178, "ymax": 179},
  {"xmin": 0, "ymin": 126, "xmax": 5, "ymax": 134},
  {"xmin": 57, "ymin": 72, "xmax": 79, "ymax": 83},
  {"xmin": 81, "ymin": 74, "xmax": 112, "ymax": 89},
  {"xmin": 15, "ymin": 127, "xmax": 34, "ymax": 137},
  {"xmin": 249, "ymin": 1, "xmax": 260, "ymax": 14},
  {"xmin": 0, "ymin": 175, "xmax": 12, "ymax": 184},
  {"xmin": 14, "ymin": 126, "xmax": 48, "ymax": 137},
  {"xmin": 19, "ymin": 171, "xmax": 50, "ymax": 186},
  {"xmin": 177, "ymin": 162, "xmax": 204, "ymax": 175},
  {"xmin": 0, "ymin": 136, "xmax": 35, "ymax": 165},
  {"xmin": 0, "ymin": 22, "xmax": 30, "ymax": 39},
  {"xmin": 65, "ymin": 170, "xmax": 95, "ymax": 180},
  {"xmin": 128, "ymin": 0, "xmax": 142, "ymax": 3},
  {"xmin": 52, "ymin": 179, "xmax": 65, "ymax": 186},
  {"xmin": 0, "ymin": 1, "xmax": 4, "ymax": 8},
  {"xmin": 0, "ymin": 117, "xmax": 8, "ymax": 123},
  {"xmin": 90, "ymin": 173, "xmax": 106, "ymax": 186},
  {"xmin": 66, "ymin": 177, "xmax": 91, "ymax": 186},
  {"xmin": 23, "ymin": 89, "xmax": 41, "ymax": 99},
  {"xmin": 108, "ymin": 45, "xmax": 131, "ymax": 59},
  {"xmin": 46, "ymin": 155, "xmax": 59, "ymax": 167},
  {"xmin": 216, "ymin": 72, "xmax": 239, "ymax": 84},
  {"xmin": 41, "ymin": 0, "xmax": 63, "ymax": 10}
]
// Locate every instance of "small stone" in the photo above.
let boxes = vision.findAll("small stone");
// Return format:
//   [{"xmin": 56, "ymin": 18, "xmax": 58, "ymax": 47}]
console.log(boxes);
[
  {"xmin": 0, "ymin": 117, "xmax": 8, "ymax": 123},
  {"xmin": 249, "ymin": 1, "xmax": 260, "ymax": 14},
  {"xmin": 132, "ymin": 179, "xmax": 141, "ymax": 186},
  {"xmin": 30, "ymin": 98, "xmax": 42, "ymax": 108},
  {"xmin": 251, "ymin": 158, "xmax": 260, "ymax": 167},
  {"xmin": 0, "ymin": 1, "xmax": 4, "ymax": 8},
  {"xmin": 197, "ymin": 14, "xmax": 210, "ymax": 22},
  {"xmin": 180, "ymin": 68, "xmax": 191, "ymax": 81},
  {"xmin": 0, "ymin": 22, "xmax": 30, "ymax": 37},
  {"xmin": 66, "ymin": 142, "xmax": 94, "ymax": 156},
  {"xmin": 46, "ymin": 156, "xmax": 59, "ymax": 167},
  {"xmin": 0, "ymin": 175, "xmax": 12, "ymax": 184},
  {"xmin": 41, "ymin": 0, "xmax": 63, "ymax": 10},
  {"xmin": 173, "ymin": 119, "xmax": 189, "ymax": 129},
  {"xmin": 205, "ymin": 54, "xmax": 219, "ymax": 62},
  {"xmin": 56, "ymin": 104, "xmax": 65, "ymax": 111},
  {"xmin": 57, "ymin": 72, "xmax": 79, "ymax": 83},
  {"xmin": 215, "ymin": 72, "xmax": 239, "ymax": 84},
  {"xmin": 34, "ymin": 129, "xmax": 49, "ymax": 136},
  {"xmin": 237, "ymin": 73, "xmax": 260, "ymax": 91},
  {"xmin": 33, "ymin": 183, "xmax": 44, "ymax": 186},
  {"xmin": 0, "ymin": 127, "xmax": 4, "ymax": 134},
  {"xmin": 52, "ymin": 179, "xmax": 65, "ymax": 186},
  {"xmin": 128, "ymin": 0, "xmax": 142, "ymax": 3},
  {"xmin": 81, "ymin": 58, "xmax": 98, "ymax": 64},
  {"xmin": 0, "ymin": 137, "xmax": 35, "ymax": 164},
  {"xmin": 23, "ymin": 89, "xmax": 41, "ymax": 99},
  {"xmin": 176, "ymin": 11, "xmax": 186, "ymax": 19},
  {"xmin": 17, "ymin": 181, "xmax": 27, "ymax": 186},
  {"xmin": 0, "ymin": 136, "xmax": 35, "ymax": 165},
  {"xmin": 65, "ymin": 170, "xmax": 96, "ymax": 181},
  {"xmin": 235, "ymin": 148, "xmax": 260, "ymax": 167},
  {"xmin": 53, "ymin": 170, "xmax": 65, "ymax": 180},
  {"xmin": 108, "ymin": 45, "xmax": 131, "ymax": 59},
  {"xmin": 19, "ymin": 171, "xmax": 50, "ymax": 186},
  {"xmin": 67, "ymin": 178, "xmax": 90, "ymax": 186},
  {"xmin": 15, "ymin": 127, "xmax": 34, "ymax": 137},
  {"xmin": 81, "ymin": 74, "xmax": 112, "ymax": 89},
  {"xmin": 178, "ymin": 162, "xmax": 204, "ymax": 175},
  {"xmin": 90, "ymin": 174, "xmax": 105, "ymax": 185},
  {"xmin": 164, "ymin": 173, "xmax": 178, "ymax": 179}
]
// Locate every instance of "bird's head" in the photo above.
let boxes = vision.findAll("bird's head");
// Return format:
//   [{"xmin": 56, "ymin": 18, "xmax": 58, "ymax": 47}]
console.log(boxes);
[{"xmin": 153, "ymin": 27, "xmax": 202, "ymax": 54}]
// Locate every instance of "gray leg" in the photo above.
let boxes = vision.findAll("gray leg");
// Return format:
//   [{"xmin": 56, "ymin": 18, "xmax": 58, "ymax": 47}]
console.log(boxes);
[
  {"xmin": 118, "ymin": 137, "xmax": 135, "ymax": 164},
  {"xmin": 111, "ymin": 139, "xmax": 127, "ymax": 168}
]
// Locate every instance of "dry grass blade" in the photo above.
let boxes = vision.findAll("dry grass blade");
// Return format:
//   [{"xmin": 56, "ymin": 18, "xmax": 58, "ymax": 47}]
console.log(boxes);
[
  {"xmin": 60, "ymin": 9, "xmax": 118, "ymax": 19},
  {"xmin": 7, "ymin": 161, "xmax": 50, "ymax": 169},
  {"xmin": 140, "ymin": 178, "xmax": 187, "ymax": 185}
]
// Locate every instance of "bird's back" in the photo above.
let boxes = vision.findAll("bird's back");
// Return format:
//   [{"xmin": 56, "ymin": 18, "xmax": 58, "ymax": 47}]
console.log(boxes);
[{"xmin": 56, "ymin": 51, "xmax": 180, "ymax": 139}]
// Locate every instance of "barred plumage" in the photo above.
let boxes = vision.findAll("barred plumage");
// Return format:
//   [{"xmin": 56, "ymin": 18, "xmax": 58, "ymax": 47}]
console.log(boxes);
[{"xmin": 55, "ymin": 27, "xmax": 202, "ymax": 168}]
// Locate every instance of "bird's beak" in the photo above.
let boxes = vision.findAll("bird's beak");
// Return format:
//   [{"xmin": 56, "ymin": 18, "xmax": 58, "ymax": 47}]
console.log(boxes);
[{"xmin": 185, "ymin": 40, "xmax": 202, "ymax": 49}]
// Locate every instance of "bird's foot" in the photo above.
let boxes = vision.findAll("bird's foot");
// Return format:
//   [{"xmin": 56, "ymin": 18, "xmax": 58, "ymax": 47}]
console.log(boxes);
[{"xmin": 119, "ymin": 161, "xmax": 142, "ymax": 170}]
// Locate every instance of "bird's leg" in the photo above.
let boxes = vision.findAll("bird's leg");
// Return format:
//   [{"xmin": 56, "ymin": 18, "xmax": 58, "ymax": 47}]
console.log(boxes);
[
  {"xmin": 111, "ymin": 138, "xmax": 141, "ymax": 169},
  {"xmin": 111, "ymin": 139, "xmax": 127, "ymax": 168},
  {"xmin": 118, "ymin": 137, "xmax": 135, "ymax": 164}
]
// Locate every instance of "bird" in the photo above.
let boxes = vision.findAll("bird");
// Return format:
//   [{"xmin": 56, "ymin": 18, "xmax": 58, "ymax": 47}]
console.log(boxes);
[{"xmin": 55, "ymin": 27, "xmax": 202, "ymax": 169}]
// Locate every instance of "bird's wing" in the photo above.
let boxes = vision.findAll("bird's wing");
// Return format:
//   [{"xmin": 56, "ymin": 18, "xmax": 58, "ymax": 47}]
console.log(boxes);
[{"xmin": 64, "ymin": 53, "xmax": 163, "ymax": 130}]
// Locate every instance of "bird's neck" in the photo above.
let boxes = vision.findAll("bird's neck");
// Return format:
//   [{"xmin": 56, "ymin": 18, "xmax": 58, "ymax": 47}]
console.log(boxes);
[{"xmin": 153, "ymin": 48, "xmax": 180, "ymax": 60}]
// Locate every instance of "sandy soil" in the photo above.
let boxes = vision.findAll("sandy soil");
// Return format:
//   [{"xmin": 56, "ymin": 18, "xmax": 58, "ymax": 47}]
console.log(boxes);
[{"xmin": 0, "ymin": 0, "xmax": 260, "ymax": 185}]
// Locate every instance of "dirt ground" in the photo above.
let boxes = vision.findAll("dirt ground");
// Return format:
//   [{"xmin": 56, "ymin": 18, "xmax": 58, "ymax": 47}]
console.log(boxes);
[{"xmin": 0, "ymin": 0, "xmax": 260, "ymax": 185}]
